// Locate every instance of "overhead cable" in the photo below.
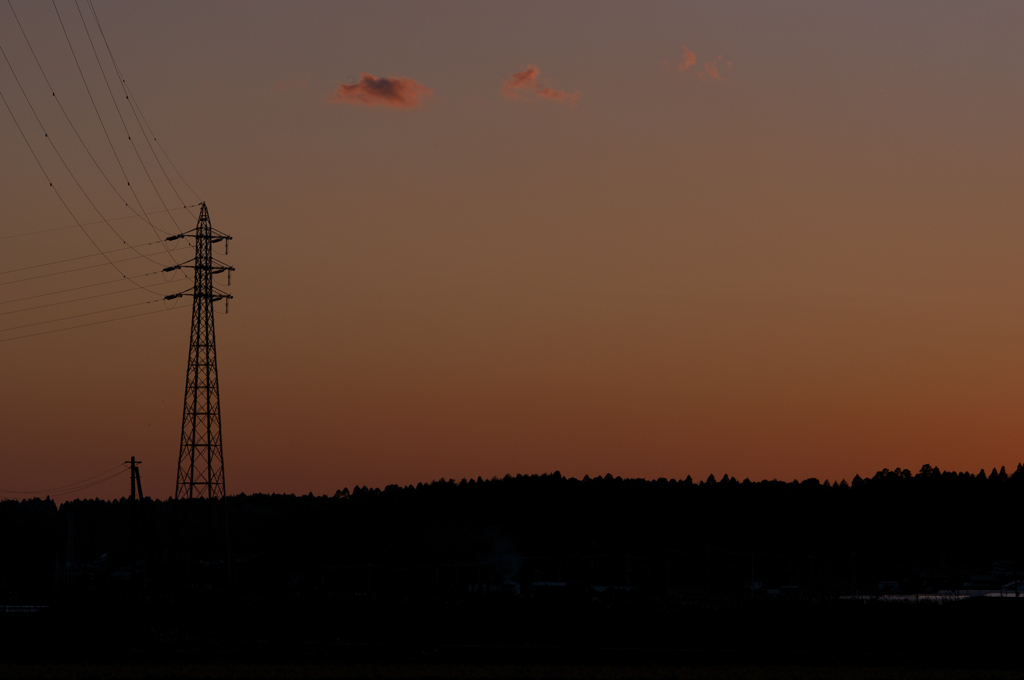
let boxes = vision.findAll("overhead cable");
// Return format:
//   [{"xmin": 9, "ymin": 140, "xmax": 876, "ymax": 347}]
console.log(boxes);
[
  {"xmin": 0, "ymin": 253, "xmax": 169, "ymax": 287},
  {"xmin": 55, "ymin": 467, "xmax": 129, "ymax": 496},
  {"xmin": 0, "ymin": 279, "xmax": 181, "ymax": 317},
  {"xmin": 70, "ymin": 0, "xmax": 188, "ymax": 232},
  {"xmin": 0, "ymin": 268, "xmax": 181, "ymax": 305},
  {"xmin": 46, "ymin": 0, "xmax": 186, "ymax": 258},
  {"xmin": 7, "ymin": 0, "xmax": 182, "ymax": 248},
  {"xmin": 0, "ymin": 239, "xmax": 164, "ymax": 275},
  {"xmin": 0, "ymin": 463, "xmax": 125, "ymax": 494},
  {"xmin": 0, "ymin": 298, "xmax": 164, "ymax": 334},
  {"xmin": 85, "ymin": 0, "xmax": 202, "ymax": 207},
  {"xmin": 0, "ymin": 304, "xmax": 182, "ymax": 344},
  {"xmin": 0, "ymin": 205, "xmax": 201, "ymax": 241},
  {"xmin": 0, "ymin": 43, "xmax": 168, "ymax": 293}
]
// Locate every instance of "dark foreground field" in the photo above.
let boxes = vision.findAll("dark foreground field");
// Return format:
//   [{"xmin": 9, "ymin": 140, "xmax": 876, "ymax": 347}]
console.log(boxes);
[
  {"xmin": 2, "ymin": 663, "xmax": 1023, "ymax": 680},
  {"xmin": 1, "ymin": 590, "xmax": 1022, "ymax": 678}
]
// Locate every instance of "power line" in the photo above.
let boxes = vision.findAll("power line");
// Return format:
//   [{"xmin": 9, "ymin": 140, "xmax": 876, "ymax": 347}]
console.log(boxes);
[
  {"xmin": 85, "ymin": 0, "xmax": 201, "ymax": 207},
  {"xmin": 0, "ymin": 298, "xmax": 162, "ymax": 334},
  {"xmin": 0, "ymin": 239, "xmax": 164, "ymax": 275},
  {"xmin": 0, "ymin": 463, "xmax": 125, "ymax": 495},
  {"xmin": 0, "ymin": 81, "xmax": 84, "ymax": 249},
  {"xmin": 0, "ymin": 467, "xmax": 130, "ymax": 498},
  {"xmin": 134, "ymin": 113, "xmax": 201, "ymax": 207},
  {"xmin": 0, "ymin": 303, "xmax": 182, "ymax": 344},
  {"xmin": 0, "ymin": 252, "xmax": 168, "ymax": 287},
  {"xmin": 6, "ymin": 0, "xmax": 183, "ymax": 247},
  {"xmin": 83, "ymin": 0, "xmax": 195, "ymax": 217},
  {"xmin": 69, "ymin": 0, "xmax": 187, "ymax": 236},
  {"xmin": 0, "ymin": 269, "xmax": 180, "ymax": 306},
  {"xmin": 121, "ymin": 89, "xmax": 195, "ymax": 216},
  {"xmin": 56, "ymin": 467, "xmax": 129, "ymax": 496},
  {"xmin": 0, "ymin": 42, "xmax": 170, "ymax": 293},
  {"xmin": 0, "ymin": 205, "xmax": 201, "ymax": 241},
  {"xmin": 48, "ymin": 0, "xmax": 171, "ymax": 241},
  {"xmin": 0, "ymin": 278, "xmax": 180, "ymax": 317},
  {"xmin": 7, "ymin": 0, "xmax": 196, "ymax": 288},
  {"xmin": 1, "ymin": 1, "xmax": 205, "ymax": 351}
]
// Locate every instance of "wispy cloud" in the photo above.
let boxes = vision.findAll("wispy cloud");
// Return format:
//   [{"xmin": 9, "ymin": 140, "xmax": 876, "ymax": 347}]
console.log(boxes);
[
  {"xmin": 699, "ymin": 60, "xmax": 722, "ymax": 81},
  {"xmin": 502, "ymin": 65, "xmax": 579, "ymax": 105},
  {"xmin": 679, "ymin": 46, "xmax": 696, "ymax": 72},
  {"xmin": 535, "ymin": 86, "xmax": 579, "ymax": 104},
  {"xmin": 330, "ymin": 73, "xmax": 432, "ymax": 108},
  {"xmin": 675, "ymin": 47, "xmax": 732, "ymax": 82}
]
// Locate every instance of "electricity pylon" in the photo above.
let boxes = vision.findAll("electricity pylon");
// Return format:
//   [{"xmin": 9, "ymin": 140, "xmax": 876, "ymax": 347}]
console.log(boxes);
[{"xmin": 164, "ymin": 203, "xmax": 234, "ymax": 499}]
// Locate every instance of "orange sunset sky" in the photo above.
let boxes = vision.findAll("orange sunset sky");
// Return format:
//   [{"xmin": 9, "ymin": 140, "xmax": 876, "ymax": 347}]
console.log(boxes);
[{"xmin": 2, "ymin": 1, "xmax": 1024, "ymax": 501}]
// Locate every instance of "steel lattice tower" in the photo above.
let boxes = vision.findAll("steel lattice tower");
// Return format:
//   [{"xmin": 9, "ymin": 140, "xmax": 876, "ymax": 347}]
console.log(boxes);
[{"xmin": 164, "ymin": 203, "xmax": 234, "ymax": 499}]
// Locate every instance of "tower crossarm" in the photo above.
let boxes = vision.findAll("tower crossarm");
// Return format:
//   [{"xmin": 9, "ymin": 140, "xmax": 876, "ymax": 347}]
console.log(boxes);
[
  {"xmin": 165, "ymin": 230, "xmax": 233, "ymax": 243},
  {"xmin": 163, "ymin": 258, "xmax": 234, "ymax": 274},
  {"xmin": 165, "ymin": 288, "xmax": 234, "ymax": 302}
]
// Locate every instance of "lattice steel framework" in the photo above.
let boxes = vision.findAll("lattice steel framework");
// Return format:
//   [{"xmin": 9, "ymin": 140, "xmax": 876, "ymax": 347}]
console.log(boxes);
[{"xmin": 164, "ymin": 203, "xmax": 234, "ymax": 499}]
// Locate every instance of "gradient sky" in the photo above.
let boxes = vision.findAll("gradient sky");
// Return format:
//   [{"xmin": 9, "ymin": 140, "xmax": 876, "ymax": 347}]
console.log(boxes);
[{"xmin": 2, "ymin": 0, "xmax": 1024, "ymax": 501}]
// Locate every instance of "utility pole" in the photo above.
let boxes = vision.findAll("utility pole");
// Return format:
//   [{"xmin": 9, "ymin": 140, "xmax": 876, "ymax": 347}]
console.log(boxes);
[
  {"xmin": 165, "ymin": 203, "xmax": 234, "ymax": 500},
  {"xmin": 126, "ymin": 456, "xmax": 143, "ymax": 501},
  {"xmin": 126, "ymin": 456, "xmax": 144, "ymax": 581}
]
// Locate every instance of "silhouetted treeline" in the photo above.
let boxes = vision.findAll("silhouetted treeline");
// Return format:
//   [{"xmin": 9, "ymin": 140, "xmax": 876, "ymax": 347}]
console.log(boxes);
[
  {"xmin": 3, "ymin": 464, "xmax": 1024, "ymax": 665},
  {"xmin": 3, "ymin": 463, "xmax": 1023, "ymax": 602}
]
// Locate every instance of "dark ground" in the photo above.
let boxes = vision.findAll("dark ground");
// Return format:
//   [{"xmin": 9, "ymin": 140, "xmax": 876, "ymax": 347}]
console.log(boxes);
[{"xmin": 2, "ymin": 467, "xmax": 1023, "ymax": 677}]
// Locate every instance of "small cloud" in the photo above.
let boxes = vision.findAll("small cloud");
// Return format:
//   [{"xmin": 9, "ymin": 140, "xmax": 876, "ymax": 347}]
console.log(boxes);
[
  {"xmin": 330, "ymin": 73, "xmax": 432, "ymax": 108},
  {"xmin": 275, "ymin": 78, "xmax": 308, "ymax": 92},
  {"xmin": 535, "ymin": 86, "xmax": 580, "ymax": 104},
  {"xmin": 502, "ymin": 65, "xmax": 579, "ymax": 105},
  {"xmin": 679, "ymin": 46, "xmax": 696, "ymax": 72},
  {"xmin": 502, "ymin": 65, "xmax": 540, "ymax": 99},
  {"xmin": 675, "ymin": 46, "xmax": 731, "ymax": 82},
  {"xmin": 699, "ymin": 61, "xmax": 722, "ymax": 81}
]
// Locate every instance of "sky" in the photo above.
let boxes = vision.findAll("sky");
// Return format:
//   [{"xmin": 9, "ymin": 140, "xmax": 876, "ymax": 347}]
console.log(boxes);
[{"xmin": 2, "ymin": 0, "xmax": 1024, "ymax": 501}]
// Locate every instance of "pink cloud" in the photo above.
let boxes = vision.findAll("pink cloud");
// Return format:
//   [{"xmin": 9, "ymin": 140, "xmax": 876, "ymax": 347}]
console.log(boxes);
[
  {"xmin": 502, "ymin": 65, "xmax": 579, "ymax": 105},
  {"xmin": 679, "ymin": 46, "xmax": 696, "ymax": 72},
  {"xmin": 699, "ymin": 61, "xmax": 722, "ymax": 81},
  {"xmin": 330, "ymin": 73, "xmax": 432, "ymax": 108},
  {"xmin": 535, "ymin": 86, "xmax": 580, "ymax": 104},
  {"xmin": 676, "ymin": 47, "xmax": 731, "ymax": 82},
  {"xmin": 502, "ymin": 65, "xmax": 540, "ymax": 99}
]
